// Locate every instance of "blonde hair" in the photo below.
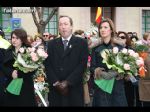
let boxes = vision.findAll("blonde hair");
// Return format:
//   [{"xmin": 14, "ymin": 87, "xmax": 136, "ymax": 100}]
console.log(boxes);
[{"xmin": 143, "ymin": 32, "xmax": 150, "ymax": 41}]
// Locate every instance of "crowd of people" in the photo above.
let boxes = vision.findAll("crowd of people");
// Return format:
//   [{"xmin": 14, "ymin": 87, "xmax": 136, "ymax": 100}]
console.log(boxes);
[{"xmin": 0, "ymin": 15, "xmax": 150, "ymax": 107}]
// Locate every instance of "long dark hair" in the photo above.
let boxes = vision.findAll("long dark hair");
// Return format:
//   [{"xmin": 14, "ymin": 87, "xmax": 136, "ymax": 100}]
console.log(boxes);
[{"xmin": 11, "ymin": 28, "xmax": 30, "ymax": 46}]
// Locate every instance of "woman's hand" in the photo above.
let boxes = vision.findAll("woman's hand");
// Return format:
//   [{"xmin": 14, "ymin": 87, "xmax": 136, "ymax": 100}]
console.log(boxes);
[
  {"xmin": 94, "ymin": 67, "xmax": 105, "ymax": 79},
  {"xmin": 12, "ymin": 70, "xmax": 18, "ymax": 79},
  {"xmin": 124, "ymin": 74, "xmax": 131, "ymax": 81}
]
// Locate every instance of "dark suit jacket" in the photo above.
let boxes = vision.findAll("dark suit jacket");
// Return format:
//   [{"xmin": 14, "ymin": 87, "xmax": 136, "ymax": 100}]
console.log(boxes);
[{"xmin": 45, "ymin": 35, "xmax": 89, "ymax": 106}]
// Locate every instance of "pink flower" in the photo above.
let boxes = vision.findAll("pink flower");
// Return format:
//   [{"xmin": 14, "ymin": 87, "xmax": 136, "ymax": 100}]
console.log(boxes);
[
  {"xmin": 30, "ymin": 52, "xmax": 39, "ymax": 62},
  {"xmin": 19, "ymin": 48, "xmax": 25, "ymax": 53},
  {"xmin": 142, "ymin": 39, "xmax": 148, "ymax": 45},
  {"xmin": 136, "ymin": 58, "xmax": 144, "ymax": 66},
  {"xmin": 37, "ymin": 48, "xmax": 48, "ymax": 58},
  {"xmin": 128, "ymin": 49, "xmax": 135, "ymax": 56},
  {"xmin": 124, "ymin": 64, "xmax": 130, "ymax": 70},
  {"xmin": 88, "ymin": 56, "xmax": 91, "ymax": 62},
  {"xmin": 28, "ymin": 47, "xmax": 35, "ymax": 52}
]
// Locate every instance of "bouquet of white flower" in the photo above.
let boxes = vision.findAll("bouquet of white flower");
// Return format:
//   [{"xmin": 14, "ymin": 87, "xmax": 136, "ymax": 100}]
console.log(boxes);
[
  {"xmin": 95, "ymin": 47, "xmax": 145, "ymax": 94},
  {"xmin": 101, "ymin": 47, "xmax": 144, "ymax": 77},
  {"xmin": 7, "ymin": 46, "xmax": 48, "ymax": 98},
  {"xmin": 13, "ymin": 46, "xmax": 48, "ymax": 73}
]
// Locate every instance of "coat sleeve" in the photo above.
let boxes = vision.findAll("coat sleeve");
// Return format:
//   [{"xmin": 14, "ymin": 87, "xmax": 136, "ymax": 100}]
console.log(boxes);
[
  {"xmin": 0, "ymin": 48, "xmax": 4, "ymax": 69},
  {"xmin": 66, "ymin": 39, "xmax": 89, "ymax": 87},
  {"xmin": 90, "ymin": 47, "xmax": 98, "ymax": 75},
  {"xmin": 45, "ymin": 40, "xmax": 59, "ymax": 85},
  {"xmin": 1, "ymin": 49, "xmax": 14, "ymax": 80}
]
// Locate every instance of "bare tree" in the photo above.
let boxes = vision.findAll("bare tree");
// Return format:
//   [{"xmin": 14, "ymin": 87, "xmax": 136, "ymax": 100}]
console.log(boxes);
[{"xmin": 30, "ymin": 7, "xmax": 58, "ymax": 35}]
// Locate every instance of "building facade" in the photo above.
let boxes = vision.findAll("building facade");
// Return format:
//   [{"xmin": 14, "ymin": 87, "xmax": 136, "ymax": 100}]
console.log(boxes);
[{"xmin": 0, "ymin": 7, "xmax": 150, "ymax": 39}]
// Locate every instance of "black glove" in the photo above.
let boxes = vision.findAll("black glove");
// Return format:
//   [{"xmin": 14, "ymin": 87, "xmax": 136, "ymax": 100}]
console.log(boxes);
[
  {"xmin": 101, "ymin": 70, "xmax": 118, "ymax": 80},
  {"xmin": 54, "ymin": 81, "xmax": 69, "ymax": 96},
  {"xmin": 59, "ymin": 80, "xmax": 69, "ymax": 96}
]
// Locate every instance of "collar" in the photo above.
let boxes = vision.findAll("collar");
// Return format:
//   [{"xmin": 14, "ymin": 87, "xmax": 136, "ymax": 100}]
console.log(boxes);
[
  {"xmin": 62, "ymin": 34, "xmax": 72, "ymax": 42},
  {"xmin": 103, "ymin": 40, "xmax": 111, "ymax": 46}
]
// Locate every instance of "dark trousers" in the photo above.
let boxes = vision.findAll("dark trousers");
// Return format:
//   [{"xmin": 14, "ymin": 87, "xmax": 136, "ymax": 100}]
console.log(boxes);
[
  {"xmin": 0, "ymin": 72, "xmax": 7, "ymax": 106},
  {"xmin": 124, "ymin": 81, "xmax": 134, "ymax": 106}
]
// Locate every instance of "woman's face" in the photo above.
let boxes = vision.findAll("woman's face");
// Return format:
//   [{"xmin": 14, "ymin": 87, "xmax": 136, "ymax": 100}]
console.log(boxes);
[
  {"xmin": 146, "ymin": 34, "xmax": 150, "ymax": 42},
  {"xmin": 11, "ymin": 34, "xmax": 22, "ymax": 48},
  {"xmin": 100, "ymin": 22, "xmax": 112, "ymax": 39},
  {"xmin": 119, "ymin": 33, "xmax": 126, "ymax": 39},
  {"xmin": 36, "ymin": 37, "xmax": 42, "ymax": 43},
  {"xmin": 118, "ymin": 33, "xmax": 127, "ymax": 44}
]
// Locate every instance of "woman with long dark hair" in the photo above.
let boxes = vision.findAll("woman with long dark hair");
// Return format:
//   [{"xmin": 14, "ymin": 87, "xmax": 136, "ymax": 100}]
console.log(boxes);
[{"xmin": 2, "ymin": 28, "xmax": 37, "ymax": 106}]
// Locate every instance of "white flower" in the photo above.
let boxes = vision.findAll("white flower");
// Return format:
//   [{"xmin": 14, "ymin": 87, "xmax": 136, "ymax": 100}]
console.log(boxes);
[
  {"xmin": 116, "ymin": 54, "xmax": 123, "ymax": 65},
  {"xmin": 135, "ymin": 40, "xmax": 143, "ymax": 45},
  {"xmin": 101, "ymin": 49, "xmax": 109, "ymax": 60},
  {"xmin": 133, "ymin": 53, "xmax": 139, "ymax": 58},
  {"xmin": 113, "ymin": 47, "xmax": 119, "ymax": 54},
  {"xmin": 121, "ymin": 48, "xmax": 127, "ymax": 54},
  {"xmin": 19, "ymin": 47, "xmax": 25, "ymax": 53}
]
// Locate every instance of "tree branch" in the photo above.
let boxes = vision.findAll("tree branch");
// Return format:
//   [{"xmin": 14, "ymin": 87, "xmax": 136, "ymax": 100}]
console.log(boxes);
[
  {"xmin": 30, "ymin": 7, "xmax": 39, "ymax": 28},
  {"xmin": 45, "ymin": 7, "xmax": 58, "ymax": 25}
]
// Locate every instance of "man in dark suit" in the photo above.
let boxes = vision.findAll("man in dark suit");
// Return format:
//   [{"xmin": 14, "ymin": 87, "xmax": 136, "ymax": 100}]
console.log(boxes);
[{"xmin": 45, "ymin": 15, "xmax": 89, "ymax": 106}]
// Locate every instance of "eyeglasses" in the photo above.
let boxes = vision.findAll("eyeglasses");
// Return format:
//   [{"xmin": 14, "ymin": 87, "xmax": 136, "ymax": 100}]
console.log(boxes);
[
  {"xmin": 43, "ymin": 35, "xmax": 49, "ymax": 37},
  {"xmin": 119, "ymin": 36, "xmax": 126, "ymax": 39}
]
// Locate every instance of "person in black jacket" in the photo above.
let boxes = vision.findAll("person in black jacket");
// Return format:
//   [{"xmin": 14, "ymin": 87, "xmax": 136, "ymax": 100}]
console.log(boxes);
[
  {"xmin": 1, "ymin": 28, "xmax": 37, "ymax": 107},
  {"xmin": 0, "ymin": 27, "xmax": 7, "ymax": 106},
  {"xmin": 0, "ymin": 48, "xmax": 6, "ymax": 106},
  {"xmin": 90, "ymin": 18, "xmax": 127, "ymax": 106},
  {"xmin": 45, "ymin": 15, "xmax": 89, "ymax": 106}
]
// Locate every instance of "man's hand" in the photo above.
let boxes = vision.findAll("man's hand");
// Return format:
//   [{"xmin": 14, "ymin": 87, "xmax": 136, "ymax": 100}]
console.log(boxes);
[
  {"xmin": 53, "ymin": 80, "xmax": 69, "ymax": 96},
  {"xmin": 94, "ymin": 67, "xmax": 105, "ymax": 79},
  {"xmin": 59, "ymin": 80, "xmax": 69, "ymax": 96},
  {"xmin": 53, "ymin": 81, "xmax": 62, "ymax": 92}
]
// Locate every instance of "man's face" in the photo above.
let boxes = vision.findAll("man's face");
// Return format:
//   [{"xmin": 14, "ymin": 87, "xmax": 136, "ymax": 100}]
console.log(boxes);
[
  {"xmin": 59, "ymin": 17, "xmax": 73, "ymax": 39},
  {"xmin": 43, "ymin": 33, "xmax": 49, "ymax": 41}
]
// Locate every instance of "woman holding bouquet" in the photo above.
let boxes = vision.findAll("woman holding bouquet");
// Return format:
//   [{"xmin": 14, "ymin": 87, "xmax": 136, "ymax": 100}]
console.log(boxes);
[
  {"xmin": 1, "ymin": 28, "xmax": 37, "ymax": 106},
  {"xmin": 90, "ymin": 18, "xmax": 127, "ymax": 106}
]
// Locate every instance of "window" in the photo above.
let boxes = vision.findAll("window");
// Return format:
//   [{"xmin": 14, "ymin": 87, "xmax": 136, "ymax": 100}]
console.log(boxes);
[
  {"xmin": 44, "ymin": 7, "xmax": 58, "ymax": 35},
  {"xmin": 142, "ymin": 10, "xmax": 150, "ymax": 35},
  {"xmin": 0, "ymin": 7, "xmax": 12, "ymax": 39}
]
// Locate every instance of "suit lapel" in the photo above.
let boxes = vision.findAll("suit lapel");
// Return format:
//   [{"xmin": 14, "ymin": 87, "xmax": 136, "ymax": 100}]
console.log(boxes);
[
  {"xmin": 55, "ymin": 37, "xmax": 64, "ymax": 57},
  {"xmin": 62, "ymin": 35, "xmax": 77, "ymax": 58}
]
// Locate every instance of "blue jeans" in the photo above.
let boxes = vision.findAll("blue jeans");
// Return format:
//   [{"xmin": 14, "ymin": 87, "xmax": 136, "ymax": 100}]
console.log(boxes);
[{"xmin": 92, "ymin": 79, "xmax": 128, "ymax": 107}]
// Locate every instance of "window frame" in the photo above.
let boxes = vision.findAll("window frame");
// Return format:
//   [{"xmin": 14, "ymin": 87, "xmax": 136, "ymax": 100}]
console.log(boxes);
[
  {"xmin": 44, "ymin": 7, "xmax": 58, "ymax": 35},
  {"xmin": 0, "ymin": 7, "xmax": 12, "ymax": 39}
]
